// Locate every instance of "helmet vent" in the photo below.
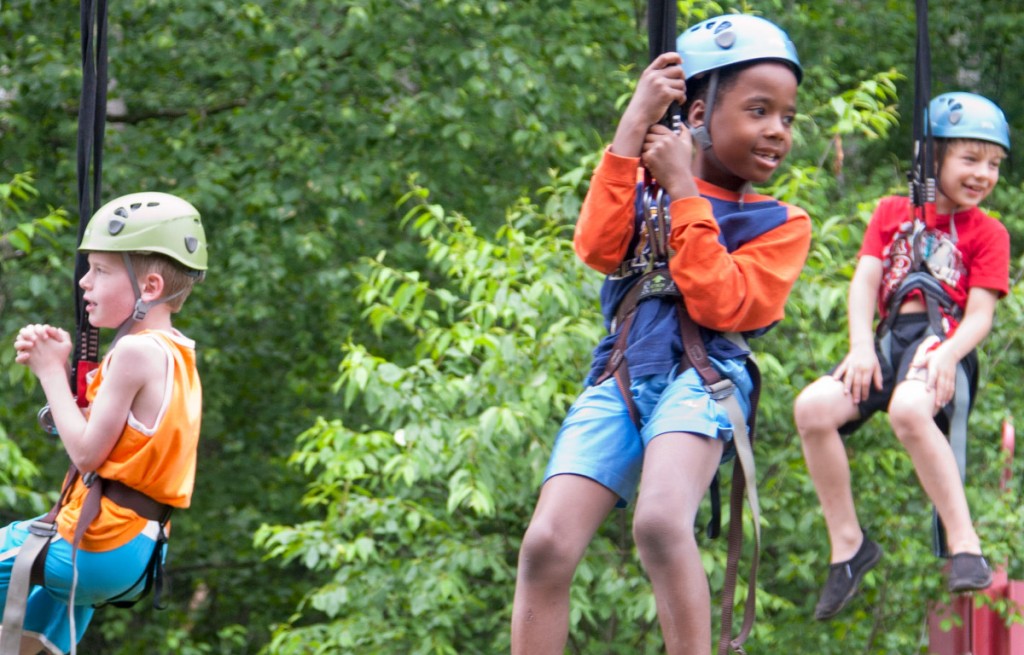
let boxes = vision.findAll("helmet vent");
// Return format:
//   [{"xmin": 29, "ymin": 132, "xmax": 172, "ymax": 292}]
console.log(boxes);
[
  {"xmin": 108, "ymin": 218, "xmax": 126, "ymax": 235},
  {"xmin": 184, "ymin": 236, "xmax": 199, "ymax": 254},
  {"xmin": 114, "ymin": 207, "xmax": 129, "ymax": 218},
  {"xmin": 147, "ymin": 201, "xmax": 159, "ymax": 207}
]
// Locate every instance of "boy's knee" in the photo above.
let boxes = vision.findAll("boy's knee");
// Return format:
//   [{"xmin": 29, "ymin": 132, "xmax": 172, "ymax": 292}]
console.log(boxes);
[
  {"xmin": 632, "ymin": 508, "xmax": 694, "ymax": 564},
  {"xmin": 888, "ymin": 385, "xmax": 935, "ymax": 439},
  {"xmin": 518, "ymin": 523, "xmax": 579, "ymax": 583},
  {"xmin": 794, "ymin": 379, "xmax": 844, "ymax": 436}
]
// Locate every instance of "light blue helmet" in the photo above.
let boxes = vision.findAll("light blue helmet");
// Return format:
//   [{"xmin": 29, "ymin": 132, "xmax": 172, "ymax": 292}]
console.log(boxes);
[
  {"xmin": 676, "ymin": 14, "xmax": 802, "ymax": 84},
  {"xmin": 929, "ymin": 92, "xmax": 1010, "ymax": 151}
]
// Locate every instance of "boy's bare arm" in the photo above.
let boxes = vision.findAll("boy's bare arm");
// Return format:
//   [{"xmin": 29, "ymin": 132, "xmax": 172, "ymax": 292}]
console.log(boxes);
[
  {"xmin": 18, "ymin": 328, "xmax": 165, "ymax": 472},
  {"xmin": 833, "ymin": 256, "xmax": 884, "ymax": 403}
]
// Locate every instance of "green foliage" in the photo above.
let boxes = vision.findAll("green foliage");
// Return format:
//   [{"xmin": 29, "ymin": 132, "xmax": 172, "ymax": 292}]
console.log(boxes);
[
  {"xmin": 255, "ymin": 173, "xmax": 606, "ymax": 652},
  {"xmin": 0, "ymin": 171, "xmax": 71, "ymax": 518}
]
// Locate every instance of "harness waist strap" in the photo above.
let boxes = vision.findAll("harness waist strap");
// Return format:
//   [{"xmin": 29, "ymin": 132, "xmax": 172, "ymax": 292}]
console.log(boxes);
[{"xmin": 611, "ymin": 269, "xmax": 681, "ymax": 332}]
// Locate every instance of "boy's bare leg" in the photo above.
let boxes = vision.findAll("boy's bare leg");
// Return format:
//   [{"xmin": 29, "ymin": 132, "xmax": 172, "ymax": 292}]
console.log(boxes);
[
  {"xmin": 794, "ymin": 376, "xmax": 866, "ymax": 561},
  {"xmin": 888, "ymin": 380, "xmax": 982, "ymax": 554},
  {"xmin": 511, "ymin": 475, "xmax": 619, "ymax": 655},
  {"xmin": 633, "ymin": 432, "xmax": 723, "ymax": 655}
]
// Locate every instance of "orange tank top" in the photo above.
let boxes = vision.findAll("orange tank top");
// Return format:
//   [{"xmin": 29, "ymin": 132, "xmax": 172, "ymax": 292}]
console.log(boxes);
[{"xmin": 56, "ymin": 330, "xmax": 202, "ymax": 551}]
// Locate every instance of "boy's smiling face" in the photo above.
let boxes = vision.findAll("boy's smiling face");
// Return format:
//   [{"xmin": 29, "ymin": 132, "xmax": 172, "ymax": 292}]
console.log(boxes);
[
  {"xmin": 79, "ymin": 252, "xmax": 136, "ymax": 329},
  {"xmin": 936, "ymin": 139, "xmax": 1005, "ymax": 213},
  {"xmin": 694, "ymin": 61, "xmax": 799, "ymax": 191}
]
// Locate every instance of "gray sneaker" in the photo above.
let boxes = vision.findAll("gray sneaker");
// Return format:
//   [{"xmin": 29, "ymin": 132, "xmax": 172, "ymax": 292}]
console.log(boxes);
[
  {"xmin": 948, "ymin": 553, "xmax": 993, "ymax": 593},
  {"xmin": 813, "ymin": 536, "xmax": 883, "ymax": 620}
]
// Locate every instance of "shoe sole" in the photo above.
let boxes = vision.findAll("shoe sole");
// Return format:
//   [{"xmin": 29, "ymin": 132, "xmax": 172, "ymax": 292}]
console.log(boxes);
[
  {"xmin": 814, "ymin": 544, "xmax": 884, "ymax": 621},
  {"xmin": 949, "ymin": 571, "xmax": 994, "ymax": 594}
]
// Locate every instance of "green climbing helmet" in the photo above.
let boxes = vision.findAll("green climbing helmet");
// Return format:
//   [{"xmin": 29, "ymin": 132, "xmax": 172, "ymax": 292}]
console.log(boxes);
[
  {"xmin": 929, "ymin": 92, "xmax": 1010, "ymax": 151},
  {"xmin": 676, "ymin": 14, "xmax": 802, "ymax": 83},
  {"xmin": 79, "ymin": 191, "xmax": 208, "ymax": 272}
]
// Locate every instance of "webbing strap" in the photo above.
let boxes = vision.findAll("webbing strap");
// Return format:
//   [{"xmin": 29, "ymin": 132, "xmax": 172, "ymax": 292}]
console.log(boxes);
[
  {"xmin": 715, "ymin": 361, "xmax": 761, "ymax": 655},
  {"xmin": 931, "ymin": 364, "xmax": 972, "ymax": 557},
  {"xmin": 70, "ymin": 0, "xmax": 109, "ymax": 405},
  {"xmin": 908, "ymin": 0, "xmax": 934, "ymax": 213}
]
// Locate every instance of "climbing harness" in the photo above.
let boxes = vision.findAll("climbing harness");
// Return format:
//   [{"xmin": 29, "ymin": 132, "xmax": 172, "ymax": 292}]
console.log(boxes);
[{"xmin": 596, "ymin": 266, "xmax": 763, "ymax": 655}]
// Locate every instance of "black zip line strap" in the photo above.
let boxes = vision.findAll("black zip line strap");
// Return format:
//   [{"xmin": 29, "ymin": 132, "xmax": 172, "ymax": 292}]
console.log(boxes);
[
  {"xmin": 647, "ymin": 0, "xmax": 681, "ymax": 131},
  {"xmin": 908, "ymin": 0, "xmax": 934, "ymax": 213},
  {"xmin": 71, "ymin": 0, "xmax": 109, "ymax": 402}
]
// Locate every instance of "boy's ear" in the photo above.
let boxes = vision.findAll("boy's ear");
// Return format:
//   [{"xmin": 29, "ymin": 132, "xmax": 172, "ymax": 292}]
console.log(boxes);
[
  {"xmin": 687, "ymin": 99, "xmax": 707, "ymax": 129},
  {"xmin": 140, "ymin": 271, "xmax": 165, "ymax": 301}
]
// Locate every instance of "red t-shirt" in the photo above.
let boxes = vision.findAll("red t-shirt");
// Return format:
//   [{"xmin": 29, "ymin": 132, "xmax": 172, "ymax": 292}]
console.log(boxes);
[{"xmin": 859, "ymin": 196, "xmax": 1009, "ymax": 318}]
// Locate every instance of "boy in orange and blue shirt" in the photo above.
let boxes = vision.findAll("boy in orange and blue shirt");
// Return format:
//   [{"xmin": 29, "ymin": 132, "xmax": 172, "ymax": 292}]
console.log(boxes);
[
  {"xmin": 2, "ymin": 192, "xmax": 206, "ymax": 654},
  {"xmin": 512, "ymin": 15, "xmax": 811, "ymax": 655}
]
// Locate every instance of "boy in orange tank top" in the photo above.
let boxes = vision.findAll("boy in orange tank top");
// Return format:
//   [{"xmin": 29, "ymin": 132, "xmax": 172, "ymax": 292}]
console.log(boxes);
[{"xmin": 3, "ymin": 192, "xmax": 206, "ymax": 654}]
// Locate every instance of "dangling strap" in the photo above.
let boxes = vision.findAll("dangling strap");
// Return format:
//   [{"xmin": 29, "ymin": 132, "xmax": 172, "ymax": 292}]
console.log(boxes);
[{"xmin": 675, "ymin": 308, "xmax": 762, "ymax": 655}]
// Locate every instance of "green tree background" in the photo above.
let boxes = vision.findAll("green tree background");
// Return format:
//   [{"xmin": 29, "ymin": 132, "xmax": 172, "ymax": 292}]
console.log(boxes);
[{"xmin": 2, "ymin": 1, "xmax": 1023, "ymax": 653}]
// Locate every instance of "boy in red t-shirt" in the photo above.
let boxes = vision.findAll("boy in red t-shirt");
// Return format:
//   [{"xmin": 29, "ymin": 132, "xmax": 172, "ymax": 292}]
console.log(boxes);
[{"xmin": 794, "ymin": 92, "xmax": 1011, "ymax": 620}]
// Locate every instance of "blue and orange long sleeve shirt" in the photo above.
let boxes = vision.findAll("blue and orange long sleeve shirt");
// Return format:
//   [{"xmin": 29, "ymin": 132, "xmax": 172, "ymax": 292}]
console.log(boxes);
[{"xmin": 574, "ymin": 148, "xmax": 811, "ymax": 381}]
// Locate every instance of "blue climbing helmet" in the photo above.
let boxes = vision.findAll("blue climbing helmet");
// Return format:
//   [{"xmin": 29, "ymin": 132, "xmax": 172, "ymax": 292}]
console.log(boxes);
[
  {"xmin": 676, "ymin": 14, "xmax": 802, "ymax": 84},
  {"xmin": 929, "ymin": 92, "xmax": 1010, "ymax": 151}
]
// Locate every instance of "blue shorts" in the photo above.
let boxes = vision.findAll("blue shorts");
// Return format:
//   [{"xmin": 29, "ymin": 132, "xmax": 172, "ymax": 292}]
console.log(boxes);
[
  {"xmin": 543, "ymin": 358, "xmax": 753, "ymax": 505},
  {"xmin": 0, "ymin": 518, "xmax": 163, "ymax": 654}
]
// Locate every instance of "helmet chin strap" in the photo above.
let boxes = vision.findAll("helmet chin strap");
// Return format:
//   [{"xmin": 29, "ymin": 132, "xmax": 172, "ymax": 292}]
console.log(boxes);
[
  {"xmin": 111, "ymin": 252, "xmax": 187, "ymax": 344},
  {"xmin": 689, "ymin": 71, "xmax": 718, "ymax": 152}
]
